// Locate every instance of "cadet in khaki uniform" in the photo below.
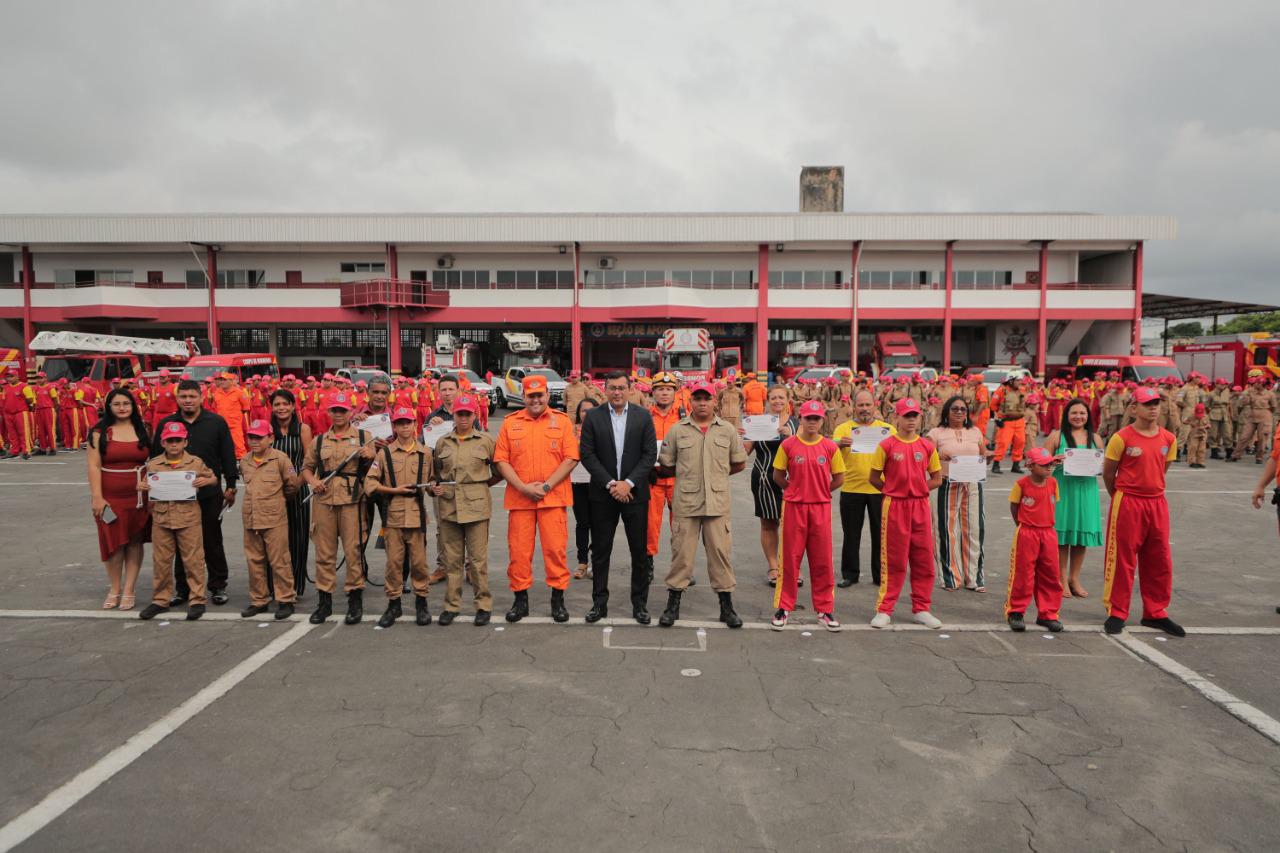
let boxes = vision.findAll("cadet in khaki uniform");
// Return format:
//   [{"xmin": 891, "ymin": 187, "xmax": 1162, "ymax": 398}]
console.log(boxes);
[
  {"xmin": 716, "ymin": 380, "xmax": 745, "ymax": 429},
  {"xmin": 431, "ymin": 394, "xmax": 500, "ymax": 626},
  {"xmin": 1185, "ymin": 403, "xmax": 1210, "ymax": 468},
  {"xmin": 1100, "ymin": 385, "xmax": 1128, "ymax": 439},
  {"xmin": 303, "ymin": 392, "xmax": 376, "ymax": 625},
  {"xmin": 138, "ymin": 421, "xmax": 217, "ymax": 621},
  {"xmin": 654, "ymin": 380, "xmax": 748, "ymax": 628},
  {"xmin": 1208, "ymin": 378, "xmax": 1234, "ymax": 458},
  {"xmin": 239, "ymin": 419, "xmax": 300, "ymax": 620},
  {"xmin": 365, "ymin": 406, "xmax": 433, "ymax": 628},
  {"xmin": 1232, "ymin": 375, "xmax": 1277, "ymax": 463},
  {"xmin": 1178, "ymin": 375, "xmax": 1207, "ymax": 452},
  {"xmin": 564, "ymin": 372, "xmax": 589, "ymax": 424}
]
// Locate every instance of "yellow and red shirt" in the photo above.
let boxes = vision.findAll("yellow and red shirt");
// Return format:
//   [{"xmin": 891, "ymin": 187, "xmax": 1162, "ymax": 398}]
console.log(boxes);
[
  {"xmin": 773, "ymin": 434, "xmax": 844, "ymax": 504},
  {"xmin": 871, "ymin": 434, "xmax": 941, "ymax": 499},
  {"xmin": 1105, "ymin": 425, "xmax": 1176, "ymax": 497},
  {"xmin": 1010, "ymin": 476, "xmax": 1058, "ymax": 527}
]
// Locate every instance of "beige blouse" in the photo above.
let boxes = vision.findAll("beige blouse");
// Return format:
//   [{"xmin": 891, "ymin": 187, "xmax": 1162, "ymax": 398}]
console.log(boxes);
[{"xmin": 926, "ymin": 426, "xmax": 986, "ymax": 479}]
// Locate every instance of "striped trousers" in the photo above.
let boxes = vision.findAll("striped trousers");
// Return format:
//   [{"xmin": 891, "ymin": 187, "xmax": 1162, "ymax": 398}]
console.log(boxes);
[{"xmin": 935, "ymin": 479, "xmax": 985, "ymax": 590}]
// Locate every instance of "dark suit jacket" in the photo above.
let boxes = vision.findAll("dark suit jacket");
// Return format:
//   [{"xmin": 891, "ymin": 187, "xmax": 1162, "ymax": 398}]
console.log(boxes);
[{"xmin": 579, "ymin": 403, "xmax": 658, "ymax": 503}]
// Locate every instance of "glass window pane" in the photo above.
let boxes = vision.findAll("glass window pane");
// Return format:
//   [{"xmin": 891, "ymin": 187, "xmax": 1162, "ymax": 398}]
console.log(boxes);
[
  {"xmin": 782, "ymin": 270, "xmax": 801, "ymax": 286},
  {"xmin": 870, "ymin": 270, "xmax": 890, "ymax": 285},
  {"xmin": 558, "ymin": 270, "xmax": 575, "ymax": 287},
  {"xmin": 497, "ymin": 270, "xmax": 516, "ymax": 286},
  {"xmin": 516, "ymin": 270, "xmax": 535, "ymax": 287},
  {"xmin": 976, "ymin": 270, "xmax": 994, "ymax": 286},
  {"xmin": 672, "ymin": 270, "xmax": 692, "ymax": 284},
  {"xmin": 692, "ymin": 270, "xmax": 712, "ymax": 286},
  {"xmin": 624, "ymin": 270, "xmax": 645, "ymax": 285},
  {"xmin": 712, "ymin": 270, "xmax": 731, "ymax": 286}
]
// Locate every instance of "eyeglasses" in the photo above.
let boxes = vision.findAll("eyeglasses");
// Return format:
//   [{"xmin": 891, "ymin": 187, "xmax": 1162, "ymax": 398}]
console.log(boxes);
[{"xmin": 948, "ymin": 406, "xmax": 968, "ymax": 412}]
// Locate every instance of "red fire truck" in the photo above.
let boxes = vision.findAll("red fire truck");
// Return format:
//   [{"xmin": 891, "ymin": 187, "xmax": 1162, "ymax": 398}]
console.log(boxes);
[
  {"xmin": 27, "ymin": 331, "xmax": 199, "ymax": 393},
  {"xmin": 632, "ymin": 328, "xmax": 741, "ymax": 381},
  {"xmin": 1173, "ymin": 333, "xmax": 1280, "ymax": 386}
]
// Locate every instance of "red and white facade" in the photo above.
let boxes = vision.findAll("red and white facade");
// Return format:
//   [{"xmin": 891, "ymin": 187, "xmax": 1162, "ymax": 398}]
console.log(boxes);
[{"xmin": 0, "ymin": 212, "xmax": 1175, "ymax": 376}]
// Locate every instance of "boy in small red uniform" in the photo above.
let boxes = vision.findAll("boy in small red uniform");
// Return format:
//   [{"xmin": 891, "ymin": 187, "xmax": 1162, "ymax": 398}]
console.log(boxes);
[
  {"xmin": 770, "ymin": 400, "xmax": 846, "ymax": 631},
  {"xmin": 1102, "ymin": 386, "xmax": 1184, "ymax": 636},
  {"xmin": 1006, "ymin": 446, "xmax": 1064, "ymax": 632},
  {"xmin": 869, "ymin": 398, "xmax": 944, "ymax": 629}
]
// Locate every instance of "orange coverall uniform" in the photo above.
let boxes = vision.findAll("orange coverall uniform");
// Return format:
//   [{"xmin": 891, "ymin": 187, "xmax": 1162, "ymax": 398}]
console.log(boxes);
[
  {"xmin": 742, "ymin": 380, "xmax": 767, "ymax": 415},
  {"xmin": 647, "ymin": 404, "xmax": 683, "ymax": 556},
  {"xmin": 494, "ymin": 406, "xmax": 579, "ymax": 592},
  {"xmin": 211, "ymin": 386, "xmax": 251, "ymax": 457}
]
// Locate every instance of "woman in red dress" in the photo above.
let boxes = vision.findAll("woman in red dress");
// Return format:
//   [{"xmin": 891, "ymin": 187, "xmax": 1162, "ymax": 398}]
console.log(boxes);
[{"xmin": 87, "ymin": 389, "xmax": 152, "ymax": 610}]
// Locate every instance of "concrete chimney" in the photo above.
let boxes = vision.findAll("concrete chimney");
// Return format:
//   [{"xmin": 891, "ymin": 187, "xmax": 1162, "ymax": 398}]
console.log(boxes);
[{"xmin": 799, "ymin": 166, "xmax": 844, "ymax": 212}]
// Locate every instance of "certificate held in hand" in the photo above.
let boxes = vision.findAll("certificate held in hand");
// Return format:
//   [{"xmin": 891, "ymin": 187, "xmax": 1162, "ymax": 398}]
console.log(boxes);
[
  {"xmin": 947, "ymin": 455, "xmax": 987, "ymax": 483},
  {"xmin": 1062, "ymin": 447, "xmax": 1104, "ymax": 477},
  {"xmin": 148, "ymin": 470, "xmax": 198, "ymax": 501},
  {"xmin": 741, "ymin": 414, "xmax": 780, "ymax": 442},
  {"xmin": 849, "ymin": 426, "xmax": 891, "ymax": 454},
  {"xmin": 357, "ymin": 412, "xmax": 393, "ymax": 441},
  {"xmin": 422, "ymin": 421, "xmax": 455, "ymax": 449}
]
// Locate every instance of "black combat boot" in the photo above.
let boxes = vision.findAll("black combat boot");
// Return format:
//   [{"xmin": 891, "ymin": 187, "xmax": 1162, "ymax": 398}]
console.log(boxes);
[
  {"xmin": 1210, "ymin": 447, "xmax": 1221, "ymax": 460},
  {"xmin": 377, "ymin": 598, "xmax": 401, "ymax": 629},
  {"xmin": 718, "ymin": 591, "xmax": 742, "ymax": 629},
  {"xmin": 1011, "ymin": 461, "xmax": 1024, "ymax": 474},
  {"xmin": 506, "ymin": 590, "xmax": 529, "ymax": 623},
  {"xmin": 309, "ymin": 591, "xmax": 332, "ymax": 624},
  {"xmin": 415, "ymin": 595, "xmax": 431, "ymax": 626},
  {"xmin": 550, "ymin": 589, "xmax": 569, "ymax": 623},
  {"xmin": 344, "ymin": 589, "xmax": 363, "ymax": 625},
  {"xmin": 991, "ymin": 460, "xmax": 1002, "ymax": 475},
  {"xmin": 658, "ymin": 590, "xmax": 682, "ymax": 627}
]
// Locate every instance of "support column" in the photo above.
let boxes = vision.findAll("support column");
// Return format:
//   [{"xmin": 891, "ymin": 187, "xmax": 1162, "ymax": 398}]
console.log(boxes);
[
  {"xmin": 1036, "ymin": 240, "xmax": 1049, "ymax": 379},
  {"xmin": 571, "ymin": 242, "xmax": 582, "ymax": 373},
  {"xmin": 850, "ymin": 240, "xmax": 862, "ymax": 373},
  {"xmin": 756, "ymin": 244, "xmax": 769, "ymax": 377},
  {"xmin": 206, "ymin": 246, "xmax": 219, "ymax": 354},
  {"xmin": 386, "ymin": 243, "xmax": 401, "ymax": 374},
  {"xmin": 20, "ymin": 246, "xmax": 34, "ymax": 368},
  {"xmin": 942, "ymin": 241, "xmax": 955, "ymax": 373},
  {"xmin": 1131, "ymin": 241, "xmax": 1144, "ymax": 356}
]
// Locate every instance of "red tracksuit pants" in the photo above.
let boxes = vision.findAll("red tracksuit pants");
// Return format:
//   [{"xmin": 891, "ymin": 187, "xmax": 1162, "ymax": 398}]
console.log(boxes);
[
  {"xmin": 1103, "ymin": 492, "xmax": 1173, "ymax": 621},
  {"xmin": 876, "ymin": 495, "xmax": 934, "ymax": 614},
  {"xmin": 775, "ymin": 501, "xmax": 835, "ymax": 613},
  {"xmin": 647, "ymin": 480, "xmax": 674, "ymax": 556},
  {"xmin": 1006, "ymin": 524, "xmax": 1062, "ymax": 619},
  {"xmin": 34, "ymin": 408, "xmax": 56, "ymax": 450},
  {"xmin": 4, "ymin": 411, "xmax": 33, "ymax": 455}
]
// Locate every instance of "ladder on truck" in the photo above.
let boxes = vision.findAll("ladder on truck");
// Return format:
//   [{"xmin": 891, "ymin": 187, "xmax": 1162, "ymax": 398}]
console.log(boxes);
[{"xmin": 28, "ymin": 331, "xmax": 197, "ymax": 359}]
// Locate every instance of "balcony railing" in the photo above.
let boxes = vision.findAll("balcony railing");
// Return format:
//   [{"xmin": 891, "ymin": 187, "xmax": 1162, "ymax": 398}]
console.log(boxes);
[{"xmin": 339, "ymin": 279, "xmax": 450, "ymax": 309}]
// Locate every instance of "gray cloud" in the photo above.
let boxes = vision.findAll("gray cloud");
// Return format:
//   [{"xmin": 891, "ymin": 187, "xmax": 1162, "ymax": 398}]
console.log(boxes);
[{"xmin": 1, "ymin": 0, "xmax": 1277, "ymax": 302}]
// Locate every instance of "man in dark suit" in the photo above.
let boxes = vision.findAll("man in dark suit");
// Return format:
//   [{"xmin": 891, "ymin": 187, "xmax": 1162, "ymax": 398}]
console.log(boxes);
[{"xmin": 579, "ymin": 370, "xmax": 659, "ymax": 624}]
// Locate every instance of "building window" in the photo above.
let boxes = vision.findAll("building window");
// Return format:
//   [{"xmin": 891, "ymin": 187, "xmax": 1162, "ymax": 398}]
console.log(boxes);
[
  {"xmin": 320, "ymin": 329, "xmax": 354, "ymax": 349},
  {"xmin": 217, "ymin": 270, "xmax": 266, "ymax": 288},
  {"xmin": 953, "ymin": 270, "xmax": 1013, "ymax": 289},
  {"xmin": 220, "ymin": 328, "xmax": 269, "ymax": 352},
  {"xmin": 353, "ymin": 328, "xmax": 387, "ymax": 349},
  {"xmin": 54, "ymin": 269, "xmax": 133, "ymax": 287},
  {"xmin": 666, "ymin": 270, "xmax": 754, "ymax": 289},
  {"xmin": 340, "ymin": 262, "xmax": 386, "ymax": 274},
  {"xmin": 768, "ymin": 270, "xmax": 842, "ymax": 289},
  {"xmin": 280, "ymin": 328, "xmax": 318, "ymax": 351},
  {"xmin": 400, "ymin": 328, "xmax": 424, "ymax": 347},
  {"xmin": 185, "ymin": 270, "xmax": 209, "ymax": 288},
  {"xmin": 431, "ymin": 270, "xmax": 490, "ymax": 291},
  {"xmin": 492, "ymin": 270, "xmax": 573, "ymax": 289}
]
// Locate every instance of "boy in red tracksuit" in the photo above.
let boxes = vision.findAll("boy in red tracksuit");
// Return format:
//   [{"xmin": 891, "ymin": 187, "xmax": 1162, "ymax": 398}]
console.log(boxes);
[
  {"xmin": 1006, "ymin": 446, "xmax": 1064, "ymax": 633},
  {"xmin": 770, "ymin": 399, "xmax": 846, "ymax": 631},
  {"xmin": 869, "ymin": 397, "xmax": 944, "ymax": 629},
  {"xmin": 1101, "ymin": 386, "xmax": 1184, "ymax": 637}
]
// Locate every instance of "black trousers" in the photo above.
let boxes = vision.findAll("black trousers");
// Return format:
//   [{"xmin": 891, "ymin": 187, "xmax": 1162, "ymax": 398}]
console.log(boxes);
[
  {"xmin": 839, "ymin": 491, "xmax": 884, "ymax": 585},
  {"xmin": 590, "ymin": 496, "xmax": 650, "ymax": 611},
  {"xmin": 175, "ymin": 491, "xmax": 229, "ymax": 596},
  {"xmin": 571, "ymin": 483, "xmax": 593, "ymax": 566}
]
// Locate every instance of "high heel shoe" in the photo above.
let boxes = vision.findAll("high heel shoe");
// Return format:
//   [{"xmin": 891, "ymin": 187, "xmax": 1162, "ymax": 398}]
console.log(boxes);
[
  {"xmin": 102, "ymin": 592, "xmax": 120, "ymax": 610},
  {"xmin": 118, "ymin": 593, "xmax": 136, "ymax": 611}
]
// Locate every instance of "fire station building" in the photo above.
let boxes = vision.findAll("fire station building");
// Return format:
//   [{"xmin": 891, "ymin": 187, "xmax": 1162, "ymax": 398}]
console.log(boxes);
[{"xmin": 0, "ymin": 212, "xmax": 1175, "ymax": 377}]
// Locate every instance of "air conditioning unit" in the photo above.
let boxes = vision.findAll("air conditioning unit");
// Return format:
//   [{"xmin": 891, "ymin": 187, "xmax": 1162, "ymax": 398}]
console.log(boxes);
[
  {"xmin": 436, "ymin": 255, "xmax": 455, "ymax": 269},
  {"xmin": 598, "ymin": 257, "xmax": 616, "ymax": 270}
]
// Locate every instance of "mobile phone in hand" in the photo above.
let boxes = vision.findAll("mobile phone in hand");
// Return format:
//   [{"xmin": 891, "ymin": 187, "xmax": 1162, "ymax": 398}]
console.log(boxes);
[{"xmin": 101, "ymin": 505, "xmax": 118, "ymax": 524}]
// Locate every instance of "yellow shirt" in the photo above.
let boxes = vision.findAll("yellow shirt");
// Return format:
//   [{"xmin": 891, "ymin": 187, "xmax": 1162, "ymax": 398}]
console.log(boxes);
[{"xmin": 832, "ymin": 418, "xmax": 896, "ymax": 494}]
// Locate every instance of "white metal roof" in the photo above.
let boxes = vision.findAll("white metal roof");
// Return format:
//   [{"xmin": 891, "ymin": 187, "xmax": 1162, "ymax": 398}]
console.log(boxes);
[{"xmin": 0, "ymin": 212, "xmax": 1176, "ymax": 244}]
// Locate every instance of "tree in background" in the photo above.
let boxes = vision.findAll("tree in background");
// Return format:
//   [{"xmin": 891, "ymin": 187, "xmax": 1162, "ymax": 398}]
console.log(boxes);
[
  {"xmin": 1163, "ymin": 321, "xmax": 1204, "ymax": 340},
  {"xmin": 1218, "ymin": 311, "xmax": 1280, "ymax": 335}
]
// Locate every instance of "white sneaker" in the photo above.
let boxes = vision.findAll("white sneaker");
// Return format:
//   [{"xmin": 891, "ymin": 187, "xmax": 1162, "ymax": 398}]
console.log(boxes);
[
  {"xmin": 818, "ymin": 612, "xmax": 842, "ymax": 632},
  {"xmin": 770, "ymin": 609, "xmax": 788, "ymax": 630},
  {"xmin": 913, "ymin": 610, "xmax": 943, "ymax": 629},
  {"xmin": 869, "ymin": 612, "xmax": 892, "ymax": 629}
]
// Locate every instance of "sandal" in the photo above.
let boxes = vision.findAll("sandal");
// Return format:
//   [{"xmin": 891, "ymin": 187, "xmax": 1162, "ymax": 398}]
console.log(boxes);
[
  {"xmin": 118, "ymin": 594, "xmax": 136, "ymax": 611},
  {"xmin": 767, "ymin": 569, "xmax": 778, "ymax": 587},
  {"xmin": 102, "ymin": 592, "xmax": 120, "ymax": 610},
  {"xmin": 1069, "ymin": 584, "xmax": 1089, "ymax": 599}
]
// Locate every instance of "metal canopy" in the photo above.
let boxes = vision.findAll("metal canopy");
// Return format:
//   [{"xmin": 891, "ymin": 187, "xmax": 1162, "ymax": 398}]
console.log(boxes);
[{"xmin": 1142, "ymin": 292, "xmax": 1279, "ymax": 321}]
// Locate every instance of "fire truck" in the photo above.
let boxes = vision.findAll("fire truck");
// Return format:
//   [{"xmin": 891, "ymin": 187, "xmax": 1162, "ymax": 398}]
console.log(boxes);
[
  {"xmin": 26, "ymin": 331, "xmax": 199, "ymax": 393},
  {"xmin": 420, "ymin": 332, "xmax": 482, "ymax": 375},
  {"xmin": 631, "ymin": 328, "xmax": 741, "ymax": 381},
  {"xmin": 1173, "ymin": 333, "xmax": 1280, "ymax": 385},
  {"xmin": 777, "ymin": 340, "xmax": 820, "ymax": 382}
]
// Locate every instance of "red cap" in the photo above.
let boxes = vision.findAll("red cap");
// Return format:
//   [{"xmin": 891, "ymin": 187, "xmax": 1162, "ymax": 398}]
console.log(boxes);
[
  {"xmin": 246, "ymin": 419, "xmax": 272, "ymax": 438},
  {"xmin": 158, "ymin": 369, "xmax": 170, "ymax": 377},
  {"xmin": 1133, "ymin": 387, "xmax": 1160, "ymax": 404},
  {"xmin": 521, "ymin": 375, "xmax": 548, "ymax": 394},
  {"xmin": 1215, "ymin": 377, "xmax": 1227, "ymax": 384},
  {"xmin": 328, "ymin": 392, "xmax": 353, "ymax": 410},
  {"xmin": 1232, "ymin": 385, "xmax": 1243, "ymax": 392},
  {"xmin": 1025, "ymin": 446, "xmax": 1055, "ymax": 467},
  {"xmin": 798, "ymin": 400, "xmax": 825, "ymax": 418},
  {"xmin": 1194, "ymin": 402, "xmax": 1206, "ymax": 417},
  {"xmin": 453, "ymin": 394, "xmax": 479, "ymax": 414},
  {"xmin": 322, "ymin": 373, "xmax": 335, "ymax": 381},
  {"xmin": 895, "ymin": 398, "xmax": 922, "ymax": 417},
  {"xmin": 160, "ymin": 421, "xmax": 188, "ymax": 441},
  {"xmin": 689, "ymin": 381, "xmax": 715, "ymax": 397},
  {"xmin": 391, "ymin": 406, "xmax": 416, "ymax": 422},
  {"xmin": 36, "ymin": 371, "xmax": 47, "ymax": 378}
]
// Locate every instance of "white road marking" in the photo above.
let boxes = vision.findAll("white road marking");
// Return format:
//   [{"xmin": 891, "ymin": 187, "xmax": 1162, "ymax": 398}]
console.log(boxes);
[
  {"xmin": 0, "ymin": 621, "xmax": 315, "ymax": 853},
  {"xmin": 987, "ymin": 631, "xmax": 1018, "ymax": 653},
  {"xmin": 1112, "ymin": 634, "xmax": 1280, "ymax": 747},
  {"xmin": 602, "ymin": 625, "xmax": 707, "ymax": 651}
]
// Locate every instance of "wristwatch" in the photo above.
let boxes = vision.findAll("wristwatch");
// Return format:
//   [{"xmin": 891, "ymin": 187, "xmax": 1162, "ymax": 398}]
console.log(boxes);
[{"xmin": 541, "ymin": 482, "xmax": 552, "ymax": 494}]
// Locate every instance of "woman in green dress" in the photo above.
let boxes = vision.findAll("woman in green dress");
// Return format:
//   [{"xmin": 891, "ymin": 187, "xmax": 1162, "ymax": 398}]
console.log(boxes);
[{"xmin": 1044, "ymin": 398, "xmax": 1103, "ymax": 598}]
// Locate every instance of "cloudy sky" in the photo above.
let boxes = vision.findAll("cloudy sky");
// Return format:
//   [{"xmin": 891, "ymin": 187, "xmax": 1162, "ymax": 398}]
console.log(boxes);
[{"xmin": 2, "ymin": 0, "xmax": 1276, "ymax": 301}]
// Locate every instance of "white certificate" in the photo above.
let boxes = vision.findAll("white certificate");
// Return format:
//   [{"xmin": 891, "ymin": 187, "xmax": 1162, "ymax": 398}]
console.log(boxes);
[
  {"xmin": 570, "ymin": 462, "xmax": 591, "ymax": 484},
  {"xmin": 849, "ymin": 426, "xmax": 891, "ymax": 454},
  {"xmin": 742, "ymin": 414, "xmax": 780, "ymax": 442},
  {"xmin": 422, "ymin": 421, "xmax": 455, "ymax": 449},
  {"xmin": 358, "ymin": 412, "xmax": 393, "ymax": 441},
  {"xmin": 148, "ymin": 469, "xmax": 198, "ymax": 501},
  {"xmin": 654, "ymin": 439, "xmax": 663, "ymax": 464},
  {"xmin": 1063, "ymin": 447, "xmax": 1103, "ymax": 477},
  {"xmin": 947, "ymin": 455, "xmax": 987, "ymax": 483}
]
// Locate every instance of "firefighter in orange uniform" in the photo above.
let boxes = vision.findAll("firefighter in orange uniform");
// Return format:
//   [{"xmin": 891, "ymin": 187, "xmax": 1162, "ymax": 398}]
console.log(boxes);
[
  {"xmin": 494, "ymin": 374, "xmax": 579, "ymax": 623},
  {"xmin": 211, "ymin": 372, "xmax": 251, "ymax": 457},
  {"xmin": 742, "ymin": 372, "xmax": 767, "ymax": 416},
  {"xmin": 646, "ymin": 372, "xmax": 684, "ymax": 580}
]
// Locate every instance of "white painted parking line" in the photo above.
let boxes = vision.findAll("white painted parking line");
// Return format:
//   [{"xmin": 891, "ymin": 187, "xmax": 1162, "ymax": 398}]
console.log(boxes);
[
  {"xmin": 602, "ymin": 625, "xmax": 707, "ymax": 651},
  {"xmin": 0, "ymin": 621, "xmax": 315, "ymax": 853},
  {"xmin": 1112, "ymin": 634, "xmax": 1280, "ymax": 747}
]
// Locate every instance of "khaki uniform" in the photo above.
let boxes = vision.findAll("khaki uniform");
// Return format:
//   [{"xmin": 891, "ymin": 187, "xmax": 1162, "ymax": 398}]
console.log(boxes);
[
  {"xmin": 239, "ymin": 448, "xmax": 300, "ymax": 605},
  {"xmin": 1179, "ymin": 383, "xmax": 1206, "ymax": 447},
  {"xmin": 656, "ymin": 416, "xmax": 747, "ymax": 592},
  {"xmin": 1159, "ymin": 390, "xmax": 1182, "ymax": 434},
  {"xmin": 433, "ymin": 429, "xmax": 497, "ymax": 613},
  {"xmin": 716, "ymin": 386, "xmax": 744, "ymax": 429},
  {"xmin": 146, "ymin": 453, "xmax": 213, "ymax": 607},
  {"xmin": 1100, "ymin": 389, "xmax": 1127, "ymax": 438},
  {"xmin": 1234, "ymin": 387, "xmax": 1277, "ymax": 461},
  {"xmin": 304, "ymin": 426, "xmax": 369, "ymax": 594},
  {"xmin": 1186, "ymin": 415, "xmax": 1210, "ymax": 466},
  {"xmin": 1209, "ymin": 386, "xmax": 1234, "ymax": 450},
  {"xmin": 564, "ymin": 380, "xmax": 588, "ymax": 424},
  {"xmin": 365, "ymin": 440, "xmax": 432, "ymax": 600}
]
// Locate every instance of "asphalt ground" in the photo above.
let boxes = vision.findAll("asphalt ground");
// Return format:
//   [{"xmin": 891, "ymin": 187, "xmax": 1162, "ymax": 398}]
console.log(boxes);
[{"xmin": 2, "ymin": 420, "xmax": 1279, "ymax": 852}]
